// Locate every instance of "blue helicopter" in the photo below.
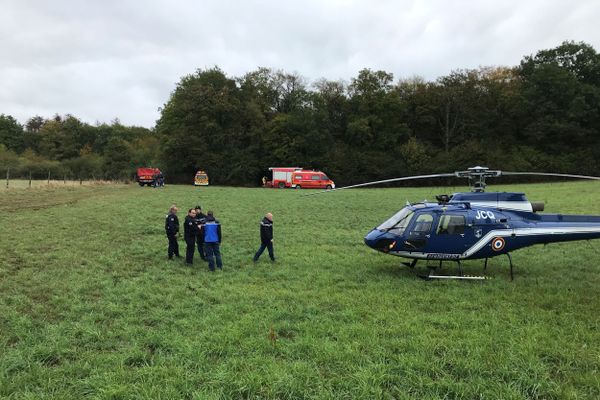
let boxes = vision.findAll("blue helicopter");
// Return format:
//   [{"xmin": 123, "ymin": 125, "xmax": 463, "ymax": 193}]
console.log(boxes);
[{"xmin": 316, "ymin": 167, "xmax": 600, "ymax": 280}]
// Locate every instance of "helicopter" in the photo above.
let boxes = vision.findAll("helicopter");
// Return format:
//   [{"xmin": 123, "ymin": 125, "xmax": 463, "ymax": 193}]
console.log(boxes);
[{"xmin": 311, "ymin": 166, "xmax": 600, "ymax": 280}]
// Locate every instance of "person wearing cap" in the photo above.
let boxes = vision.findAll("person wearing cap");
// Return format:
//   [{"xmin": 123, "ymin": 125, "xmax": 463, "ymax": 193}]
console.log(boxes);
[
  {"xmin": 253, "ymin": 213, "xmax": 275, "ymax": 263},
  {"xmin": 165, "ymin": 205, "xmax": 180, "ymax": 259},
  {"xmin": 194, "ymin": 205, "xmax": 207, "ymax": 261},
  {"xmin": 202, "ymin": 210, "xmax": 223, "ymax": 271}
]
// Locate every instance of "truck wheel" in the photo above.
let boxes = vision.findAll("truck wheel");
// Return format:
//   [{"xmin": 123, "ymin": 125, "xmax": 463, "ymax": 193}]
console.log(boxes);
[
  {"xmin": 139, "ymin": 182, "xmax": 144, "ymax": 187},
  {"xmin": 278, "ymin": 182, "xmax": 285, "ymax": 189},
  {"xmin": 326, "ymin": 185, "xmax": 332, "ymax": 190},
  {"xmin": 295, "ymin": 185, "xmax": 301, "ymax": 189}
]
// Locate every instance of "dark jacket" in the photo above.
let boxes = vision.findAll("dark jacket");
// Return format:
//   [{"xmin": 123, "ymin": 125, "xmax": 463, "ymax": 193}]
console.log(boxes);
[
  {"xmin": 184, "ymin": 215, "xmax": 200, "ymax": 239},
  {"xmin": 202, "ymin": 216, "xmax": 222, "ymax": 243},
  {"xmin": 194, "ymin": 212, "xmax": 206, "ymax": 241},
  {"xmin": 260, "ymin": 217, "xmax": 273, "ymax": 243},
  {"xmin": 165, "ymin": 213, "xmax": 179, "ymax": 237},
  {"xmin": 194, "ymin": 212, "xmax": 206, "ymax": 226}
]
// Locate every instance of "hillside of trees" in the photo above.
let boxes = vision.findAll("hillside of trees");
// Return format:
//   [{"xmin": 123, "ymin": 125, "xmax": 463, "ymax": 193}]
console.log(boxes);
[{"xmin": 2, "ymin": 41, "xmax": 600, "ymax": 185}]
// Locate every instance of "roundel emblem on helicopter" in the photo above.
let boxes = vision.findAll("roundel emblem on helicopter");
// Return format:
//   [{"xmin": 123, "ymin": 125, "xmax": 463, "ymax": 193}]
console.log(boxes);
[{"xmin": 491, "ymin": 237, "xmax": 505, "ymax": 251}]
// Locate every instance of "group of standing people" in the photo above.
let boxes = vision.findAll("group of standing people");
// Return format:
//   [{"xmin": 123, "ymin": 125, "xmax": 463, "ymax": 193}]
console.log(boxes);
[
  {"xmin": 165, "ymin": 205, "xmax": 223, "ymax": 271},
  {"xmin": 165, "ymin": 205, "xmax": 275, "ymax": 272}
]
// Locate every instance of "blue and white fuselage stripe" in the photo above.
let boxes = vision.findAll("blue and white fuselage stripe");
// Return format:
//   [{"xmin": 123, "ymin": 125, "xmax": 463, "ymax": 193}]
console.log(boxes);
[{"xmin": 387, "ymin": 224, "xmax": 600, "ymax": 260}]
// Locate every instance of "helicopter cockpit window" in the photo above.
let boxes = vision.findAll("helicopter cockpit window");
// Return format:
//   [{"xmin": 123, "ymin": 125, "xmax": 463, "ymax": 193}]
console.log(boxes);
[
  {"xmin": 437, "ymin": 215, "xmax": 466, "ymax": 235},
  {"xmin": 376, "ymin": 207, "xmax": 415, "ymax": 235},
  {"xmin": 412, "ymin": 214, "xmax": 434, "ymax": 233}
]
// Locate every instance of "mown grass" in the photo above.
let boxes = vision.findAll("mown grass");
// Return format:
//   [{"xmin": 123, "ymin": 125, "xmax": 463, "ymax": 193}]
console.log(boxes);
[{"xmin": 1, "ymin": 182, "xmax": 599, "ymax": 399}]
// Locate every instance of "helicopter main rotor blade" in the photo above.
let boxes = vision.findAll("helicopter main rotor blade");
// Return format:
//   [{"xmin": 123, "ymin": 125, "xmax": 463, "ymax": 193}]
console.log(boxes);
[
  {"xmin": 501, "ymin": 172, "xmax": 600, "ymax": 180},
  {"xmin": 303, "ymin": 173, "xmax": 457, "ymax": 196}
]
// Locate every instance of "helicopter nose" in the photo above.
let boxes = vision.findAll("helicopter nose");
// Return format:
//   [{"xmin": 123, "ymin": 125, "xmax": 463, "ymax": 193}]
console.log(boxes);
[
  {"xmin": 364, "ymin": 229, "xmax": 397, "ymax": 252},
  {"xmin": 364, "ymin": 230, "xmax": 380, "ymax": 248}
]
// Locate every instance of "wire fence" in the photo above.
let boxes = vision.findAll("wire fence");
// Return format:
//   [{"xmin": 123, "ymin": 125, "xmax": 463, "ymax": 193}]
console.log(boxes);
[{"xmin": 3, "ymin": 168, "xmax": 128, "ymax": 189}]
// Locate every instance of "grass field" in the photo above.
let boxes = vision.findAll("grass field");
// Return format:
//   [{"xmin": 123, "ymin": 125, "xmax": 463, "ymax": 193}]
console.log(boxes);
[{"xmin": 1, "ymin": 182, "xmax": 600, "ymax": 399}]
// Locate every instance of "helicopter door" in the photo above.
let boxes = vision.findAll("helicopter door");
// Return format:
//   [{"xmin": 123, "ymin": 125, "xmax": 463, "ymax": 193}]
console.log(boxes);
[
  {"xmin": 404, "ymin": 213, "xmax": 435, "ymax": 250},
  {"xmin": 432, "ymin": 214, "xmax": 472, "ymax": 254}
]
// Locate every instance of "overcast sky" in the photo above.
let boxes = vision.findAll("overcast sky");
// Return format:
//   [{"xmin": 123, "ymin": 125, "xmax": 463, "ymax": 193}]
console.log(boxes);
[{"xmin": 1, "ymin": 0, "xmax": 599, "ymax": 128}]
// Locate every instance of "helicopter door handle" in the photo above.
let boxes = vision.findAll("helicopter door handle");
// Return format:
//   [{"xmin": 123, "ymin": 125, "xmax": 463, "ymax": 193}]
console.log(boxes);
[{"xmin": 404, "ymin": 240, "xmax": 417, "ymax": 249}]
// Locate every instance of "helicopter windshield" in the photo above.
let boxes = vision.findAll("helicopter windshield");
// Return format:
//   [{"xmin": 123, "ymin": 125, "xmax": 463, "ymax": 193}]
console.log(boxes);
[{"xmin": 376, "ymin": 207, "xmax": 415, "ymax": 235}]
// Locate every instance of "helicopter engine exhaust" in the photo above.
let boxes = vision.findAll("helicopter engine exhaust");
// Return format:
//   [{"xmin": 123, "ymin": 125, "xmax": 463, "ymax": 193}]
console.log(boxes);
[{"xmin": 531, "ymin": 201, "xmax": 545, "ymax": 212}]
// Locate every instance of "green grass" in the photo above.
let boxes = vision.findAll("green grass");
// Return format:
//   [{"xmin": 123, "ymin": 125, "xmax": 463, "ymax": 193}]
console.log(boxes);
[{"xmin": 1, "ymin": 182, "xmax": 599, "ymax": 399}]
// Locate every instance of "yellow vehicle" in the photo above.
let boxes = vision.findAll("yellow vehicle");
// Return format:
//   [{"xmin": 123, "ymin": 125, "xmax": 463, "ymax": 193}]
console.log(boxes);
[{"xmin": 194, "ymin": 170, "xmax": 209, "ymax": 186}]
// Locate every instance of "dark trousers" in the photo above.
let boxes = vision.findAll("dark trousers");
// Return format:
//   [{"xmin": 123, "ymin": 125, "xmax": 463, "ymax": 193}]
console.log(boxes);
[
  {"xmin": 204, "ymin": 242, "xmax": 223, "ymax": 271},
  {"xmin": 185, "ymin": 236, "xmax": 196, "ymax": 264},
  {"xmin": 254, "ymin": 241, "xmax": 275, "ymax": 261},
  {"xmin": 196, "ymin": 236, "xmax": 206, "ymax": 260},
  {"xmin": 167, "ymin": 235, "xmax": 179, "ymax": 258}
]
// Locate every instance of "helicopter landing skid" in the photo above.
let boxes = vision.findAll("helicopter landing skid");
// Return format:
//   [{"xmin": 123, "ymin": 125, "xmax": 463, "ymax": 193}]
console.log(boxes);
[
  {"xmin": 419, "ymin": 274, "xmax": 489, "ymax": 281},
  {"xmin": 416, "ymin": 260, "xmax": 490, "ymax": 281}
]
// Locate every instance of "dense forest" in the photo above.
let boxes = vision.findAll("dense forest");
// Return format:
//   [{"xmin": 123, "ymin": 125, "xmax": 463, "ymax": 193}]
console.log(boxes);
[{"xmin": 1, "ymin": 41, "xmax": 600, "ymax": 185}]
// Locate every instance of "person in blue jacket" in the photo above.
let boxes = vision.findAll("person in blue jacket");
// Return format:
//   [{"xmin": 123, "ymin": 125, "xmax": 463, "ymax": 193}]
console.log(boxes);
[{"xmin": 202, "ymin": 210, "xmax": 223, "ymax": 271}]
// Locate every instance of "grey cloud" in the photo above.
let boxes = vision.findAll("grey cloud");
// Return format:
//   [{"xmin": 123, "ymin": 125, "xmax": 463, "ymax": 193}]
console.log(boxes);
[{"xmin": 1, "ymin": 0, "xmax": 599, "ymax": 127}]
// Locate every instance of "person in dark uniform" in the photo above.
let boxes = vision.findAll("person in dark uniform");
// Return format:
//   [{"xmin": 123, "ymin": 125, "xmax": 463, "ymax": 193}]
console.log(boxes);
[
  {"xmin": 253, "ymin": 213, "xmax": 275, "ymax": 263},
  {"xmin": 194, "ymin": 205, "xmax": 207, "ymax": 261},
  {"xmin": 165, "ymin": 205, "xmax": 180, "ymax": 259},
  {"xmin": 202, "ymin": 211, "xmax": 222, "ymax": 271},
  {"xmin": 184, "ymin": 208, "xmax": 200, "ymax": 264}
]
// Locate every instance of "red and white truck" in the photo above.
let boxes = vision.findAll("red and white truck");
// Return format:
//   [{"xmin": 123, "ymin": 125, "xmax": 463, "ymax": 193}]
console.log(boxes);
[{"xmin": 265, "ymin": 167, "xmax": 335, "ymax": 190}]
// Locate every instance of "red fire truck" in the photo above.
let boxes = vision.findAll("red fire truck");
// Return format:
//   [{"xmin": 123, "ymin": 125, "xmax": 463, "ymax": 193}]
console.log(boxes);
[
  {"xmin": 136, "ymin": 167, "xmax": 161, "ymax": 187},
  {"xmin": 265, "ymin": 167, "xmax": 335, "ymax": 190}
]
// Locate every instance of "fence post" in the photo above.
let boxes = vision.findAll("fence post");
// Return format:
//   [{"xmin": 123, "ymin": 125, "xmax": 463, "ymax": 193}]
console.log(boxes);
[
  {"xmin": 5, "ymin": 168, "xmax": 8, "ymax": 189},
  {"xmin": 80, "ymin": 175, "xmax": 83, "ymax": 185},
  {"xmin": 47, "ymin": 170, "xmax": 50, "ymax": 185},
  {"xmin": 64, "ymin": 173, "xmax": 66, "ymax": 185},
  {"xmin": 29, "ymin": 171, "xmax": 32, "ymax": 188}
]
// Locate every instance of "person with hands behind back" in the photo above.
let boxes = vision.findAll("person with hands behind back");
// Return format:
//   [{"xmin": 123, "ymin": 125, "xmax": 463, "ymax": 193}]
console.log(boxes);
[{"xmin": 253, "ymin": 213, "xmax": 275, "ymax": 263}]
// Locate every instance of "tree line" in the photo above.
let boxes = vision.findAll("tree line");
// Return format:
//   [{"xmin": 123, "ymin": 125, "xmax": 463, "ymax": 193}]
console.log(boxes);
[
  {"xmin": 0, "ymin": 115, "xmax": 159, "ymax": 181},
  {"xmin": 2, "ymin": 41, "xmax": 600, "ymax": 186}
]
